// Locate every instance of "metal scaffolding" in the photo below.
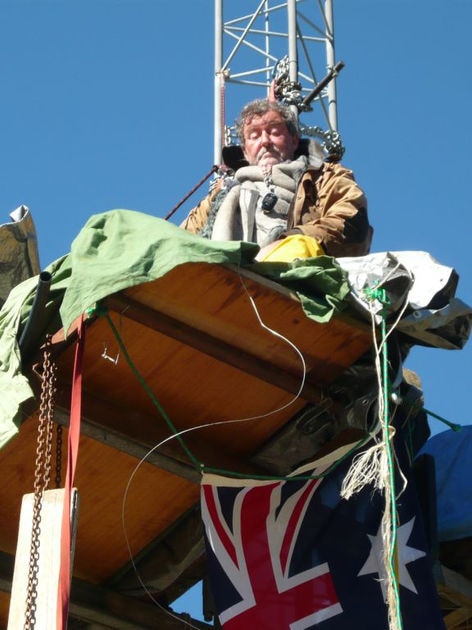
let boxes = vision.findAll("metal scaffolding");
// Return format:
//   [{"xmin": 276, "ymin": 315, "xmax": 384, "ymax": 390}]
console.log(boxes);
[{"xmin": 213, "ymin": 0, "xmax": 343, "ymax": 164}]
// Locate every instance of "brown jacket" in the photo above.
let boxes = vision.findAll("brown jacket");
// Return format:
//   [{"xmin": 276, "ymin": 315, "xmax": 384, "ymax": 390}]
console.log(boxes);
[{"xmin": 181, "ymin": 158, "xmax": 372, "ymax": 258}]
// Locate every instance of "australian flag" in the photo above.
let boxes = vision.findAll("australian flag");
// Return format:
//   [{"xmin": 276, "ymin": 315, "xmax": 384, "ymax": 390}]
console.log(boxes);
[{"xmin": 201, "ymin": 437, "xmax": 445, "ymax": 629}]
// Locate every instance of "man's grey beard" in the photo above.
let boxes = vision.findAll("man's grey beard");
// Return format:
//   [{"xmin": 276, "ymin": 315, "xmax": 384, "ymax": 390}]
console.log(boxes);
[{"xmin": 256, "ymin": 146, "xmax": 284, "ymax": 165}]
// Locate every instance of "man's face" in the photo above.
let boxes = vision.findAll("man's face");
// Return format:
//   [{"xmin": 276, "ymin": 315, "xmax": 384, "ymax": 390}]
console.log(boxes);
[{"xmin": 242, "ymin": 111, "xmax": 299, "ymax": 170}]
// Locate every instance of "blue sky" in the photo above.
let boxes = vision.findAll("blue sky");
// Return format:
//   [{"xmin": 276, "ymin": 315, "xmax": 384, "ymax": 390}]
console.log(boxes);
[{"xmin": 1, "ymin": 0, "xmax": 471, "ymax": 623}]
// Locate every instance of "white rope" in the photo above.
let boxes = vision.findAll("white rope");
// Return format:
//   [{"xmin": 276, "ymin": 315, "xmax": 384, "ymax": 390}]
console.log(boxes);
[
  {"xmin": 340, "ymin": 292, "xmax": 404, "ymax": 630},
  {"xmin": 120, "ymin": 282, "xmax": 308, "ymax": 626}
]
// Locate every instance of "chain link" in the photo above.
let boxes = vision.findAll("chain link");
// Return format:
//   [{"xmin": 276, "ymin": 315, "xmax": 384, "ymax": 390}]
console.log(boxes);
[
  {"xmin": 24, "ymin": 337, "xmax": 57, "ymax": 629},
  {"xmin": 55, "ymin": 424, "xmax": 63, "ymax": 488}
]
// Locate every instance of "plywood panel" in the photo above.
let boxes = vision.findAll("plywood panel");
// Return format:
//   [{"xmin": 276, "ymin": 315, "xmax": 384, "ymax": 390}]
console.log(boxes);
[
  {"xmin": 0, "ymin": 415, "xmax": 200, "ymax": 585},
  {"xmin": 0, "ymin": 260, "xmax": 375, "ymax": 625}
]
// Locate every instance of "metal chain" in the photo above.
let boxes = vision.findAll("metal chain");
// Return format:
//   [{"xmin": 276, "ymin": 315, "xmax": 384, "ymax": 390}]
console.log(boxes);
[
  {"xmin": 55, "ymin": 424, "xmax": 63, "ymax": 488},
  {"xmin": 24, "ymin": 337, "xmax": 57, "ymax": 629}
]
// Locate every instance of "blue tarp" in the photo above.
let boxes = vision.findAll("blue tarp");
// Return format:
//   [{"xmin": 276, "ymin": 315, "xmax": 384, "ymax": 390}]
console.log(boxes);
[{"xmin": 420, "ymin": 426, "xmax": 472, "ymax": 541}]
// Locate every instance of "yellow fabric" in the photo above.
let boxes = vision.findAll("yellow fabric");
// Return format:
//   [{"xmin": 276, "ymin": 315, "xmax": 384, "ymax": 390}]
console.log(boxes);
[{"xmin": 261, "ymin": 234, "xmax": 325, "ymax": 262}]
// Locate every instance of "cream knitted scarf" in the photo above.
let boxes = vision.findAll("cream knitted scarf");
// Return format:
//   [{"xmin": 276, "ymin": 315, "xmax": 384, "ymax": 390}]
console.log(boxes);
[{"xmin": 211, "ymin": 157, "xmax": 308, "ymax": 246}]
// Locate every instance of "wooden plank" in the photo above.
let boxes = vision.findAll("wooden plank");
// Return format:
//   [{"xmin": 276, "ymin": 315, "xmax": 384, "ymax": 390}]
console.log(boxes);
[
  {"xmin": 68, "ymin": 577, "xmax": 213, "ymax": 629},
  {"xmin": 105, "ymin": 292, "xmax": 326, "ymax": 404},
  {"xmin": 0, "ymin": 551, "xmax": 212, "ymax": 629},
  {"xmin": 47, "ymin": 385, "xmax": 273, "ymax": 479},
  {"xmin": 443, "ymin": 608, "xmax": 472, "ymax": 629},
  {"xmin": 109, "ymin": 504, "xmax": 204, "ymax": 595},
  {"xmin": 117, "ymin": 262, "xmax": 373, "ymax": 383},
  {"xmin": 52, "ymin": 402, "xmax": 202, "ymax": 483},
  {"xmin": 0, "ymin": 414, "xmax": 203, "ymax": 586},
  {"xmin": 45, "ymin": 261, "xmax": 372, "ymax": 465},
  {"xmin": 50, "ymin": 313, "xmax": 308, "ymax": 459},
  {"xmin": 3, "ymin": 260, "xmax": 375, "ymax": 626},
  {"xmin": 8, "ymin": 488, "xmax": 79, "ymax": 629}
]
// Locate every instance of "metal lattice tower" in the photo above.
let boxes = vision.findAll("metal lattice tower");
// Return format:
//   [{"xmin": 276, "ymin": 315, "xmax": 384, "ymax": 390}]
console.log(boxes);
[{"xmin": 214, "ymin": 0, "xmax": 344, "ymax": 165}]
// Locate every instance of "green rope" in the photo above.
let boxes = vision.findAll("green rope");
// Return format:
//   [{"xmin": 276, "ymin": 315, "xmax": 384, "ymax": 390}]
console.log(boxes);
[
  {"xmin": 202, "ymin": 433, "xmax": 371, "ymax": 481},
  {"xmin": 86, "ymin": 304, "xmax": 374, "ymax": 484},
  {"xmin": 381, "ymin": 299, "xmax": 403, "ymax": 629},
  {"xmin": 402, "ymin": 406, "xmax": 462, "ymax": 463},
  {"xmin": 424, "ymin": 408, "xmax": 462, "ymax": 432},
  {"xmin": 364, "ymin": 284, "xmax": 464, "ymax": 437},
  {"xmin": 364, "ymin": 286, "xmax": 403, "ymax": 629}
]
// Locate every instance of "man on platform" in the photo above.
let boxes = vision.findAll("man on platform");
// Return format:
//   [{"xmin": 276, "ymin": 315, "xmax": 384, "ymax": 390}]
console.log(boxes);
[{"xmin": 181, "ymin": 98, "xmax": 372, "ymax": 260}]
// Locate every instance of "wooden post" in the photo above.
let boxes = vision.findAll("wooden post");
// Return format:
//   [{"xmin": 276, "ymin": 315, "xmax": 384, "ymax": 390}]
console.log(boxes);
[{"xmin": 8, "ymin": 488, "xmax": 79, "ymax": 629}]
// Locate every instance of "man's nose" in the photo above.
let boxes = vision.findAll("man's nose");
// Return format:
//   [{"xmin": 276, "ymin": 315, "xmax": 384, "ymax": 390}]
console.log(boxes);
[{"xmin": 260, "ymin": 129, "xmax": 272, "ymax": 145}]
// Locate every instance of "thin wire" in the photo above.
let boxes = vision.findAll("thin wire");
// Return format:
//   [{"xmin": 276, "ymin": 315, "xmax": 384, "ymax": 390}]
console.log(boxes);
[
  {"xmin": 119, "ymin": 284, "xmax": 311, "ymax": 622},
  {"xmin": 118, "ymin": 265, "xmax": 415, "ymax": 625},
  {"xmin": 120, "ymin": 432, "xmax": 205, "ymax": 630},
  {"xmin": 367, "ymin": 262, "xmax": 413, "ymax": 353},
  {"xmin": 105, "ymin": 278, "xmax": 311, "ymax": 475},
  {"xmin": 105, "ymin": 313, "xmax": 201, "ymax": 469},
  {"xmin": 367, "ymin": 267, "xmax": 463, "ymax": 434},
  {"xmin": 182, "ymin": 291, "xmax": 308, "ymax": 434},
  {"xmin": 120, "ymin": 389, "xmax": 368, "ymax": 621}
]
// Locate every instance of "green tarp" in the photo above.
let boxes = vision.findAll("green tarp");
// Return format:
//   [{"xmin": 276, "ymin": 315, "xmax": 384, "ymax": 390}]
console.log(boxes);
[{"xmin": 0, "ymin": 209, "xmax": 350, "ymax": 449}]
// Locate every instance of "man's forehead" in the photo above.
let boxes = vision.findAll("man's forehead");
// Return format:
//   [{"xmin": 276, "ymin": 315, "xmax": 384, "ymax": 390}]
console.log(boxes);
[{"xmin": 243, "ymin": 112, "xmax": 286, "ymax": 129}]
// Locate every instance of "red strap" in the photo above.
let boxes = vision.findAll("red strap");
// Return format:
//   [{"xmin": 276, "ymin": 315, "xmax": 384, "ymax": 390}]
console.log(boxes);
[{"xmin": 57, "ymin": 314, "xmax": 85, "ymax": 628}]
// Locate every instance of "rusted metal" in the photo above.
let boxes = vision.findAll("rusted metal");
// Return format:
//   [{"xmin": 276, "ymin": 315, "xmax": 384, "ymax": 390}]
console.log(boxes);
[{"xmin": 24, "ymin": 338, "xmax": 57, "ymax": 629}]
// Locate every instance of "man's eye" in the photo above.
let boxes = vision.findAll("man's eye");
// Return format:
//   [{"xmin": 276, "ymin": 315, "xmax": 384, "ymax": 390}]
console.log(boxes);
[{"xmin": 247, "ymin": 130, "xmax": 260, "ymax": 140}]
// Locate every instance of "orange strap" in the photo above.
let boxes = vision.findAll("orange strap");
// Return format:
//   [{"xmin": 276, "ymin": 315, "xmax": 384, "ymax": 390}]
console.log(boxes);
[{"xmin": 57, "ymin": 314, "xmax": 85, "ymax": 628}]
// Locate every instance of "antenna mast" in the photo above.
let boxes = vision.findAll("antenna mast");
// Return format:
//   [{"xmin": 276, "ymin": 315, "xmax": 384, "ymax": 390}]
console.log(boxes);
[{"xmin": 214, "ymin": 0, "xmax": 343, "ymax": 165}]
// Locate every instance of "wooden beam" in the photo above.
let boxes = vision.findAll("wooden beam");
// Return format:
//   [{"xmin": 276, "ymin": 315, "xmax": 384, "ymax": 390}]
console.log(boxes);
[
  {"xmin": 104, "ymin": 293, "xmax": 325, "ymax": 405},
  {"xmin": 53, "ymin": 404, "xmax": 202, "ymax": 483},
  {"xmin": 8, "ymin": 489, "xmax": 79, "ymax": 630},
  {"xmin": 0, "ymin": 551, "xmax": 212, "ymax": 629},
  {"xmin": 41, "ymin": 383, "xmax": 273, "ymax": 482},
  {"xmin": 109, "ymin": 504, "xmax": 205, "ymax": 596},
  {"xmin": 69, "ymin": 578, "xmax": 213, "ymax": 629}
]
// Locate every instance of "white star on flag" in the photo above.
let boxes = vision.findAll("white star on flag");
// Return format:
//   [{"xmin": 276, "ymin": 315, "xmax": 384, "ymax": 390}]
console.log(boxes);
[{"xmin": 358, "ymin": 516, "xmax": 426, "ymax": 599}]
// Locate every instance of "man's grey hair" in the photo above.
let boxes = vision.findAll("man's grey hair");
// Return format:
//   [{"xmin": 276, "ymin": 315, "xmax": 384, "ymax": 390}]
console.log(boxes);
[{"xmin": 235, "ymin": 99, "xmax": 299, "ymax": 146}]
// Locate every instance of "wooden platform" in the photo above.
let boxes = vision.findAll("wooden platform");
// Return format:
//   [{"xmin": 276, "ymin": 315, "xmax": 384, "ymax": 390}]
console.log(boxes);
[{"xmin": 0, "ymin": 261, "xmax": 374, "ymax": 627}]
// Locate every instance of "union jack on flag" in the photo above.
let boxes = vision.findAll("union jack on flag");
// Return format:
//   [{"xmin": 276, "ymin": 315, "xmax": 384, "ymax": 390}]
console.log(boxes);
[{"xmin": 201, "ymin": 440, "xmax": 445, "ymax": 630}]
